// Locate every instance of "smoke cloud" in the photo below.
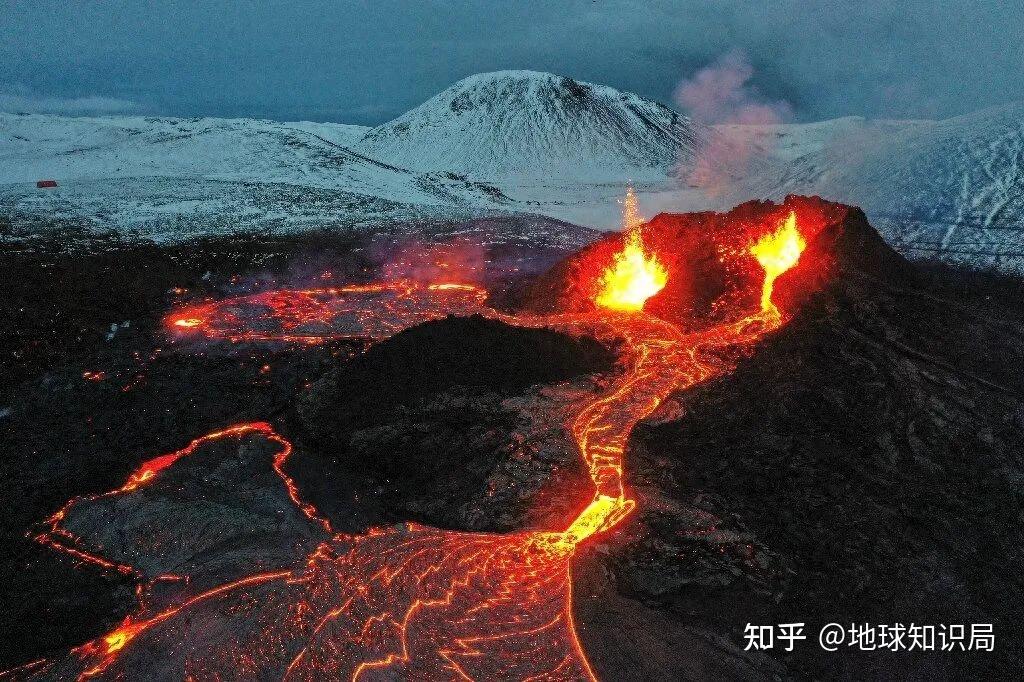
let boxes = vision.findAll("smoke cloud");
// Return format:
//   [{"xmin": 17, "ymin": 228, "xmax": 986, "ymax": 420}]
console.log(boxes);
[
  {"xmin": 674, "ymin": 49, "xmax": 792, "ymax": 125},
  {"xmin": 674, "ymin": 50, "xmax": 793, "ymax": 195}
]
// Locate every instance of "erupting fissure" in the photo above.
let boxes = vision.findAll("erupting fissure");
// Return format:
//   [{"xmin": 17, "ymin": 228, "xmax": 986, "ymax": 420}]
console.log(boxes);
[
  {"xmin": 13, "ymin": 201, "xmax": 810, "ymax": 681},
  {"xmin": 593, "ymin": 185, "xmax": 667, "ymax": 312},
  {"xmin": 750, "ymin": 211, "xmax": 805, "ymax": 317}
]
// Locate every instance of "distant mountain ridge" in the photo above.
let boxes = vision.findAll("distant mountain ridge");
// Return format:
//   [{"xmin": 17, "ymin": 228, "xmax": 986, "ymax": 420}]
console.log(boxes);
[{"xmin": 0, "ymin": 113, "xmax": 517, "ymax": 241}]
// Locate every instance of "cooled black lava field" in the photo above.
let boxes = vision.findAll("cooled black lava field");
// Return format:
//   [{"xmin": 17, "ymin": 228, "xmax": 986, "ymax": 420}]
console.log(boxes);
[{"xmin": 2, "ymin": 206, "xmax": 1023, "ymax": 680}]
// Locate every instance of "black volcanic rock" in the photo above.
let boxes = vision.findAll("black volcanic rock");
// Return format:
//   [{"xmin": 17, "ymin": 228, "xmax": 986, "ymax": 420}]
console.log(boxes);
[
  {"xmin": 0, "ymin": 229, "xmax": 606, "ymax": 669},
  {"xmin": 3, "ymin": 204, "xmax": 1023, "ymax": 680},
  {"xmin": 299, "ymin": 315, "xmax": 613, "ymax": 433},
  {"xmin": 574, "ymin": 204, "xmax": 1024, "ymax": 680},
  {"xmin": 295, "ymin": 315, "xmax": 614, "ymax": 532}
]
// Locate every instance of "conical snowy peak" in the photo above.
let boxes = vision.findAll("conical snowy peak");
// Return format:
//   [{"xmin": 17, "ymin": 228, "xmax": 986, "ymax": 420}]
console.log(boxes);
[{"xmin": 356, "ymin": 70, "xmax": 701, "ymax": 180}]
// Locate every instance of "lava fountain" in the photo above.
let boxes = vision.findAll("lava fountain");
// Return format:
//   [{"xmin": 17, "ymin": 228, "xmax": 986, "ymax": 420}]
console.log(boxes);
[
  {"xmin": 593, "ymin": 185, "xmax": 667, "ymax": 312},
  {"xmin": 750, "ymin": 210, "xmax": 805, "ymax": 317}
]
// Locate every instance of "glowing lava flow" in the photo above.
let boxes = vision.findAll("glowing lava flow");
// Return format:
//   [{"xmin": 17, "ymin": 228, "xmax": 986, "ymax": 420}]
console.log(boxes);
[
  {"xmin": 11, "ymin": 214, "xmax": 809, "ymax": 681},
  {"xmin": 164, "ymin": 281, "xmax": 488, "ymax": 344}
]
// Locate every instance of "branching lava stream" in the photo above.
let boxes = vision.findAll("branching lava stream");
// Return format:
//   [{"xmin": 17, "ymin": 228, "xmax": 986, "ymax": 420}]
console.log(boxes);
[{"xmin": 7, "ymin": 209, "xmax": 810, "ymax": 681}]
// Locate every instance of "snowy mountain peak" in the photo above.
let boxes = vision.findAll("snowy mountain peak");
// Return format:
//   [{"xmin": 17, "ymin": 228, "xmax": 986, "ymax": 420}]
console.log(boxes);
[{"xmin": 356, "ymin": 70, "xmax": 701, "ymax": 180}]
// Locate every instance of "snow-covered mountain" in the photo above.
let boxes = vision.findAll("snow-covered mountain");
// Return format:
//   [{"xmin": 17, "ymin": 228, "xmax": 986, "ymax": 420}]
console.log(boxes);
[
  {"xmin": 355, "ymin": 70, "xmax": 701, "ymax": 180},
  {"xmin": 0, "ymin": 113, "xmax": 518, "ymax": 241},
  {"xmin": 1, "ymin": 70, "xmax": 1023, "ymax": 272},
  {"xmin": 0, "ymin": 72, "xmax": 699, "ymax": 242},
  {"xmin": 0, "ymin": 114, "xmax": 378, "ymax": 189}
]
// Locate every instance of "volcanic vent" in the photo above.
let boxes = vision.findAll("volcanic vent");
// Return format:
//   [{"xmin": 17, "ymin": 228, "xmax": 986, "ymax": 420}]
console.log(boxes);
[
  {"xmin": 511, "ymin": 194, "xmax": 849, "ymax": 327},
  {"xmin": 565, "ymin": 201, "xmax": 1024, "ymax": 680}
]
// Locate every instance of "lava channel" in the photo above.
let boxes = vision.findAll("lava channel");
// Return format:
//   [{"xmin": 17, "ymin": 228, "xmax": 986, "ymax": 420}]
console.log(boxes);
[{"xmin": 8, "ymin": 212, "xmax": 810, "ymax": 681}]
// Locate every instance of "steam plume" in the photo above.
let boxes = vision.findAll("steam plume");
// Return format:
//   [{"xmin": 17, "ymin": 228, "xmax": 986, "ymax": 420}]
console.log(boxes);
[{"xmin": 675, "ymin": 50, "xmax": 793, "ymax": 194}]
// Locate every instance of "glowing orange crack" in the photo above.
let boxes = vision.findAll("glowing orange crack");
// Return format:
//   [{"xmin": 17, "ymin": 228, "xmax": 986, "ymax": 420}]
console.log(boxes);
[{"xmin": 13, "ymin": 208, "xmax": 812, "ymax": 681}]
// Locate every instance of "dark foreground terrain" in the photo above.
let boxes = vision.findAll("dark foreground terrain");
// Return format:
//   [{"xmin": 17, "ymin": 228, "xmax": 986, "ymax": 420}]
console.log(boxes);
[
  {"xmin": 1, "ymin": 206, "xmax": 1022, "ymax": 679},
  {"xmin": 0, "ymin": 216, "xmax": 591, "ymax": 669},
  {"xmin": 575, "ymin": 211, "xmax": 1024, "ymax": 680}
]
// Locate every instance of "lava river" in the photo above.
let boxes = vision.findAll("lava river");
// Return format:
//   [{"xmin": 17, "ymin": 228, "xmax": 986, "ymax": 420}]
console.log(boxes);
[{"xmin": 7, "ymin": 212, "xmax": 809, "ymax": 681}]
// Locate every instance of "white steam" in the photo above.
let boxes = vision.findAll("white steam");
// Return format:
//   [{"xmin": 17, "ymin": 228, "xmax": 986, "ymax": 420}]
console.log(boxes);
[{"xmin": 674, "ymin": 50, "xmax": 793, "ymax": 195}]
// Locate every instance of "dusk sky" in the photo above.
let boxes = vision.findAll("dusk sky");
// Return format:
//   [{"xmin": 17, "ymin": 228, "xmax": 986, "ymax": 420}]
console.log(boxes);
[{"xmin": 1, "ymin": 0, "xmax": 1021, "ymax": 124}]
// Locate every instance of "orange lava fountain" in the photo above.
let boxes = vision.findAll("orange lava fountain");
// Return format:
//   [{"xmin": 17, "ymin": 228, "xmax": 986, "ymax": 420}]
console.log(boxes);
[
  {"xmin": 750, "ymin": 211, "xmax": 805, "ymax": 317},
  {"xmin": 10, "ymin": 209, "xmax": 811, "ymax": 681},
  {"xmin": 593, "ymin": 186, "xmax": 667, "ymax": 312}
]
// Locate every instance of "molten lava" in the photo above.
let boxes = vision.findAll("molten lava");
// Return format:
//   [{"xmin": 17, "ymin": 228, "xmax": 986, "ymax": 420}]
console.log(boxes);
[
  {"xmin": 164, "ymin": 281, "xmax": 488, "ymax": 344},
  {"xmin": 12, "ymin": 204, "xmax": 820, "ymax": 681},
  {"xmin": 593, "ymin": 231, "xmax": 668, "ymax": 312},
  {"xmin": 750, "ymin": 211, "xmax": 806, "ymax": 316},
  {"xmin": 594, "ymin": 186, "xmax": 667, "ymax": 312}
]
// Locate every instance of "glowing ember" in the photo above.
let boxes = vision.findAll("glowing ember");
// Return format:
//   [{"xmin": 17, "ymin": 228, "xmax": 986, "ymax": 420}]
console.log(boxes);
[
  {"xmin": 594, "ymin": 186, "xmax": 668, "ymax": 312},
  {"xmin": 750, "ymin": 211, "xmax": 806, "ymax": 316},
  {"xmin": 620, "ymin": 182, "xmax": 644, "ymax": 232},
  {"xmin": 172, "ymin": 317, "xmax": 202, "ymax": 328}
]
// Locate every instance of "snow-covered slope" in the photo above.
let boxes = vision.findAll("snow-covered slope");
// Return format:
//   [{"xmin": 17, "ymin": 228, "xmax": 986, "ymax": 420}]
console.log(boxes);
[
  {"xmin": 0, "ymin": 113, "xmax": 515, "ymax": 240},
  {"xmin": 281, "ymin": 120, "xmax": 370, "ymax": 148},
  {"xmin": 727, "ymin": 103, "xmax": 1024, "ymax": 271},
  {"xmin": 355, "ymin": 71, "xmax": 702, "ymax": 180},
  {"xmin": 2, "ymin": 73, "xmax": 1024, "ymax": 273},
  {"xmin": 1, "ymin": 113, "xmax": 458, "ymax": 197}
]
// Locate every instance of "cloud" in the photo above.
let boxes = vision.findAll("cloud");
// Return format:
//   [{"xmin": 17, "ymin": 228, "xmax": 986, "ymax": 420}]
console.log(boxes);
[
  {"xmin": 0, "ymin": 89, "xmax": 137, "ymax": 115},
  {"xmin": 673, "ymin": 50, "xmax": 792, "ymax": 194},
  {"xmin": 2, "ymin": 2, "xmax": 1023, "ymax": 124}
]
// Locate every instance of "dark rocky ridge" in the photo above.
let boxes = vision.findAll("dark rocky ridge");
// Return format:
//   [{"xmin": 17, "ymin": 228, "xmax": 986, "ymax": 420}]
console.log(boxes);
[
  {"xmin": 572, "ymin": 202, "xmax": 1024, "ymax": 680},
  {"xmin": 300, "ymin": 315, "xmax": 614, "ymax": 433}
]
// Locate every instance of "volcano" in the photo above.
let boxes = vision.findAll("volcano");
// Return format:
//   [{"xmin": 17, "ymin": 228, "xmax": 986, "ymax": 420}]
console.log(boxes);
[{"xmin": 1, "ymin": 198, "xmax": 1022, "ymax": 680}]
